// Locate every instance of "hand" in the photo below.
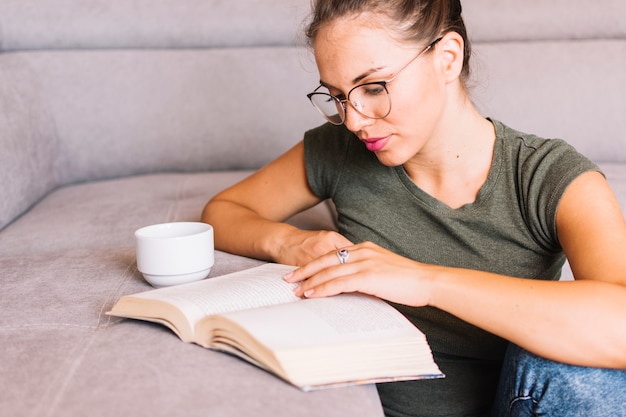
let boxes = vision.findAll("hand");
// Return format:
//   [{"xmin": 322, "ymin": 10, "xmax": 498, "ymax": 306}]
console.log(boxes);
[
  {"xmin": 275, "ymin": 229, "xmax": 353, "ymax": 266},
  {"xmin": 284, "ymin": 241, "xmax": 435, "ymax": 307}
]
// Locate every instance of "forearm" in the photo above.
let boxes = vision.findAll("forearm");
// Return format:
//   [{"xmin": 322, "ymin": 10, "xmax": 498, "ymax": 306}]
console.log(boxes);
[
  {"xmin": 202, "ymin": 199, "xmax": 298, "ymax": 262},
  {"xmin": 430, "ymin": 267, "xmax": 626, "ymax": 368}
]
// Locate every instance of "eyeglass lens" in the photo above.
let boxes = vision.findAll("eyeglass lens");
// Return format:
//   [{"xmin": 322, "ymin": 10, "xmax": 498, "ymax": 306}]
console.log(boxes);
[
  {"xmin": 309, "ymin": 84, "xmax": 391, "ymax": 125},
  {"xmin": 309, "ymin": 91, "xmax": 344, "ymax": 125}
]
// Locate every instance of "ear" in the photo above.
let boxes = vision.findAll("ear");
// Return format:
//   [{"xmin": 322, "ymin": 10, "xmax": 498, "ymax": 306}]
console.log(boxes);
[{"xmin": 436, "ymin": 32, "xmax": 464, "ymax": 84}]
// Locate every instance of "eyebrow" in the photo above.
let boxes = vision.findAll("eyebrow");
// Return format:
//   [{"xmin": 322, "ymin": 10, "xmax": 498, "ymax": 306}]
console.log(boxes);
[
  {"xmin": 351, "ymin": 66, "xmax": 386, "ymax": 84},
  {"xmin": 319, "ymin": 66, "xmax": 387, "ymax": 91}
]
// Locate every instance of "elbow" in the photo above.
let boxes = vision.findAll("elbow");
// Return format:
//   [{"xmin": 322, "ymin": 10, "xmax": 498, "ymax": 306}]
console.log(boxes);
[
  {"xmin": 201, "ymin": 199, "xmax": 215, "ymax": 224},
  {"xmin": 201, "ymin": 193, "xmax": 229, "ymax": 225}
]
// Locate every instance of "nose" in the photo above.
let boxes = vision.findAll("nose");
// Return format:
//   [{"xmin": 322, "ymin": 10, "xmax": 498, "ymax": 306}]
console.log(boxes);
[{"xmin": 343, "ymin": 103, "xmax": 375, "ymax": 132}]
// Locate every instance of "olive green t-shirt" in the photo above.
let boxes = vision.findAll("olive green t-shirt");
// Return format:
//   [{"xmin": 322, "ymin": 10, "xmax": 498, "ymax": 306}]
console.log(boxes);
[{"xmin": 303, "ymin": 118, "xmax": 600, "ymax": 417}]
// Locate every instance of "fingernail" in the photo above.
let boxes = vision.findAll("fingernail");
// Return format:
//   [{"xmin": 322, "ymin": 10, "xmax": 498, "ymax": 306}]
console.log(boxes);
[
  {"xmin": 303, "ymin": 289, "xmax": 314, "ymax": 298},
  {"xmin": 283, "ymin": 271, "xmax": 293, "ymax": 281}
]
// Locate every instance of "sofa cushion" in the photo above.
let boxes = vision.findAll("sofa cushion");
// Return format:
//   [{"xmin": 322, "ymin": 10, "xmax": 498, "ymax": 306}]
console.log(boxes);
[
  {"xmin": 0, "ymin": 54, "xmax": 61, "ymax": 229},
  {"xmin": 0, "ymin": 0, "xmax": 311, "ymax": 51},
  {"xmin": 18, "ymin": 48, "xmax": 322, "ymax": 185},
  {"xmin": 0, "ymin": 172, "xmax": 362, "ymax": 417},
  {"xmin": 0, "ymin": 171, "xmax": 336, "ymax": 257},
  {"xmin": 2, "ymin": 0, "xmax": 625, "ymax": 51},
  {"xmin": 463, "ymin": 0, "xmax": 626, "ymax": 42},
  {"xmin": 0, "ymin": 46, "xmax": 323, "ymax": 230},
  {"xmin": 472, "ymin": 40, "xmax": 626, "ymax": 163}
]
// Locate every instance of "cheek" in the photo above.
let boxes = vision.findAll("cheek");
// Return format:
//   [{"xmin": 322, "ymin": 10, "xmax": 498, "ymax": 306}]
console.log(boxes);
[{"xmin": 389, "ymin": 70, "xmax": 445, "ymax": 131}]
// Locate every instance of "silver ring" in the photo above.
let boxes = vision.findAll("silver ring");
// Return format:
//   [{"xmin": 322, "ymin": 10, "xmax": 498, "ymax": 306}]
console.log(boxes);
[{"xmin": 336, "ymin": 248, "xmax": 350, "ymax": 264}]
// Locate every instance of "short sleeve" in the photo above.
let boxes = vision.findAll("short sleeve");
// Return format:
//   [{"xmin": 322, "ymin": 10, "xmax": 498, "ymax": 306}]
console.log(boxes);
[
  {"xmin": 516, "ymin": 136, "xmax": 602, "ymax": 251},
  {"xmin": 303, "ymin": 123, "xmax": 354, "ymax": 199}
]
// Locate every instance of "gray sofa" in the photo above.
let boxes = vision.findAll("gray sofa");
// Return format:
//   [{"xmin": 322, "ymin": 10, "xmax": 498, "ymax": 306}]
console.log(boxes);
[{"xmin": 1, "ymin": 1, "xmax": 624, "ymax": 416}]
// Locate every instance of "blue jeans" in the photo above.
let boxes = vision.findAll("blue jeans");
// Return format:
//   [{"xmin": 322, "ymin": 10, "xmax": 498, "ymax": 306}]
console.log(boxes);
[{"xmin": 492, "ymin": 344, "xmax": 626, "ymax": 417}]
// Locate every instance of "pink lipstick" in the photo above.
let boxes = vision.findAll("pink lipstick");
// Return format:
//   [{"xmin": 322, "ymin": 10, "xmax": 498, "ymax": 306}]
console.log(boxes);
[{"xmin": 363, "ymin": 136, "xmax": 390, "ymax": 152}]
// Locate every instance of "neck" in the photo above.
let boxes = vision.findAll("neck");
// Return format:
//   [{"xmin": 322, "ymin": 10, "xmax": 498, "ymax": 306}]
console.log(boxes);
[{"xmin": 403, "ymin": 96, "xmax": 496, "ymax": 208}]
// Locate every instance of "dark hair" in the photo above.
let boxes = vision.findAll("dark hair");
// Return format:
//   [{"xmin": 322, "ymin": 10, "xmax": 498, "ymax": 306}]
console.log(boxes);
[{"xmin": 305, "ymin": 0, "xmax": 471, "ymax": 84}]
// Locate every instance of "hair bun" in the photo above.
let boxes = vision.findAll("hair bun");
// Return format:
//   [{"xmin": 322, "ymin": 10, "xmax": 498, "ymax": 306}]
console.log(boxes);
[{"xmin": 452, "ymin": 0, "xmax": 462, "ymax": 16}]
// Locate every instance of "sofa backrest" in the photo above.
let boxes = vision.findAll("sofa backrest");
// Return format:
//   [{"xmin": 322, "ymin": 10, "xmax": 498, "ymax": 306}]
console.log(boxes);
[
  {"xmin": 464, "ymin": 0, "xmax": 626, "ymax": 164},
  {"xmin": 1, "ymin": 0, "xmax": 625, "ymax": 230},
  {"xmin": 0, "ymin": 0, "xmax": 320, "ymax": 230}
]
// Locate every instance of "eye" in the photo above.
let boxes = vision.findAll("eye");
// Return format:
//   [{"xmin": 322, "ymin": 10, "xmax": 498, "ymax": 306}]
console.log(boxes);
[{"xmin": 361, "ymin": 83, "xmax": 386, "ymax": 96}]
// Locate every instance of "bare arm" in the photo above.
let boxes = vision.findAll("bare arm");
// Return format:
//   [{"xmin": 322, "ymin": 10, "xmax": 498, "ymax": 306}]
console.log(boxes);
[
  {"xmin": 287, "ymin": 171, "xmax": 626, "ymax": 368},
  {"xmin": 202, "ymin": 141, "xmax": 352, "ymax": 265},
  {"xmin": 429, "ymin": 171, "xmax": 626, "ymax": 367}
]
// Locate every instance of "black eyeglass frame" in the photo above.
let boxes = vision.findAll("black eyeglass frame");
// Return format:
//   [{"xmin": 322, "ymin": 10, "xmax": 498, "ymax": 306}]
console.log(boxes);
[{"xmin": 306, "ymin": 37, "xmax": 443, "ymax": 126}]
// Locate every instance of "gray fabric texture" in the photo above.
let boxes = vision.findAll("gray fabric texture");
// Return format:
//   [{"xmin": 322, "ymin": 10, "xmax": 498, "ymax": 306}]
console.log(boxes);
[
  {"xmin": 0, "ymin": 172, "xmax": 359, "ymax": 417},
  {"xmin": 1, "ymin": 1, "xmax": 625, "ymax": 416},
  {"xmin": 471, "ymin": 40, "xmax": 626, "ymax": 163},
  {"xmin": 1, "ymin": 0, "xmax": 624, "ymax": 51},
  {"xmin": 0, "ymin": 0, "xmax": 312, "ymax": 51}
]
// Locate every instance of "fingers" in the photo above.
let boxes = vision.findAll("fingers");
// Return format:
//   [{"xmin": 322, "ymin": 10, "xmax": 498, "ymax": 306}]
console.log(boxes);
[
  {"xmin": 284, "ymin": 244, "xmax": 352, "ymax": 280},
  {"xmin": 293, "ymin": 263, "xmax": 361, "ymax": 298},
  {"xmin": 299, "ymin": 271, "xmax": 362, "ymax": 298},
  {"xmin": 284, "ymin": 243, "xmax": 372, "ymax": 298},
  {"xmin": 283, "ymin": 242, "xmax": 433, "ymax": 307},
  {"xmin": 279, "ymin": 230, "xmax": 353, "ymax": 267}
]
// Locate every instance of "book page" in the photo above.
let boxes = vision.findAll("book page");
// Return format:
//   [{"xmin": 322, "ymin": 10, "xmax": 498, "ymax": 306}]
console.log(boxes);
[
  {"xmin": 126, "ymin": 263, "xmax": 300, "ymax": 328},
  {"xmin": 218, "ymin": 293, "xmax": 424, "ymax": 350},
  {"xmin": 206, "ymin": 293, "xmax": 442, "ymax": 388}
]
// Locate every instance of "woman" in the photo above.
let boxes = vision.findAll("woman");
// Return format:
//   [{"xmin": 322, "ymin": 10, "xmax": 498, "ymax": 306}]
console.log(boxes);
[{"xmin": 203, "ymin": 0, "xmax": 626, "ymax": 415}]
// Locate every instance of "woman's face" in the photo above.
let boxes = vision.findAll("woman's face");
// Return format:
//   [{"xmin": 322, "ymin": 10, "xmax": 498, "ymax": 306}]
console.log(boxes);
[{"xmin": 313, "ymin": 14, "xmax": 449, "ymax": 167}]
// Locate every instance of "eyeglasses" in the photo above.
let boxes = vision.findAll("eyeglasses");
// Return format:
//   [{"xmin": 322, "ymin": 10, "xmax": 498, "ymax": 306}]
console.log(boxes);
[{"xmin": 306, "ymin": 37, "xmax": 442, "ymax": 126}]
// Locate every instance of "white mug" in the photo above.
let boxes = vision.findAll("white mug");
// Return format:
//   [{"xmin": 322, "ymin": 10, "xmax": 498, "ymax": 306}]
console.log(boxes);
[{"xmin": 135, "ymin": 222, "xmax": 214, "ymax": 288}]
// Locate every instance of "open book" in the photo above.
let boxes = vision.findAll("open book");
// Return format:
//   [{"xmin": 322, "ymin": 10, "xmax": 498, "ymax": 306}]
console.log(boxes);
[{"xmin": 108, "ymin": 263, "xmax": 443, "ymax": 390}]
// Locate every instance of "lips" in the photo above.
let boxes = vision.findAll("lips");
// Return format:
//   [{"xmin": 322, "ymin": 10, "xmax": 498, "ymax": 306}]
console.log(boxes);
[{"xmin": 362, "ymin": 136, "xmax": 390, "ymax": 152}]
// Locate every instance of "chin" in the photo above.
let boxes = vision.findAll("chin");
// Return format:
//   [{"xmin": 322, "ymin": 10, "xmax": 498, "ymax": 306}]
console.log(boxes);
[{"xmin": 374, "ymin": 151, "xmax": 407, "ymax": 168}]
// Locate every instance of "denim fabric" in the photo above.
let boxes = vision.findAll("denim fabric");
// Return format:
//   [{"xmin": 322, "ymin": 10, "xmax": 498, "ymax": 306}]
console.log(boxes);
[{"xmin": 492, "ymin": 344, "xmax": 626, "ymax": 417}]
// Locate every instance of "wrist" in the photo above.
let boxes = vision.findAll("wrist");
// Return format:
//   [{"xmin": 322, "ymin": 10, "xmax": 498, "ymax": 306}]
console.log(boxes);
[
  {"xmin": 257, "ymin": 222, "xmax": 301, "ymax": 263},
  {"xmin": 425, "ymin": 265, "xmax": 450, "ymax": 309}
]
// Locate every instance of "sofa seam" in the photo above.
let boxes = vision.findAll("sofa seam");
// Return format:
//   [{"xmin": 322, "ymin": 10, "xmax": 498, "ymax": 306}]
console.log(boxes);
[
  {"xmin": 36, "ymin": 330, "xmax": 101, "ymax": 417},
  {"xmin": 0, "ymin": 323, "xmax": 97, "ymax": 331},
  {"xmin": 98, "ymin": 256, "xmax": 138, "ymax": 328}
]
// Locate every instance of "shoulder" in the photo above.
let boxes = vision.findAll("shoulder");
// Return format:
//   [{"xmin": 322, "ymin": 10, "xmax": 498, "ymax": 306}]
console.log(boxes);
[
  {"xmin": 557, "ymin": 170, "xmax": 626, "ymax": 284},
  {"xmin": 304, "ymin": 123, "xmax": 355, "ymax": 155},
  {"xmin": 303, "ymin": 123, "xmax": 353, "ymax": 198},
  {"xmin": 492, "ymin": 118, "xmax": 599, "ymax": 181},
  {"xmin": 495, "ymin": 119, "xmax": 581, "ymax": 157},
  {"xmin": 302, "ymin": 123, "xmax": 385, "ymax": 198},
  {"xmin": 303, "ymin": 122, "xmax": 378, "ymax": 169},
  {"xmin": 490, "ymin": 119, "xmax": 602, "ymax": 249}
]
